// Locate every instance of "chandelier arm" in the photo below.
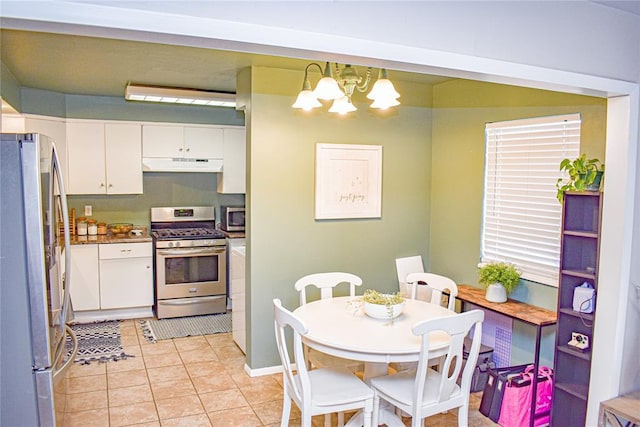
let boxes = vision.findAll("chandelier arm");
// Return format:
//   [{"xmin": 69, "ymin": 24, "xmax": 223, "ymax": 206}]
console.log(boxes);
[
  {"xmin": 355, "ymin": 67, "xmax": 373, "ymax": 93},
  {"xmin": 305, "ymin": 63, "xmax": 324, "ymax": 79}
]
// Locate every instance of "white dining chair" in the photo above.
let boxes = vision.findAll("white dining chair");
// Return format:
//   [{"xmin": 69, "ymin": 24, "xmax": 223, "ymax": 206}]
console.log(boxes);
[
  {"xmin": 406, "ymin": 272, "xmax": 458, "ymax": 310},
  {"xmin": 370, "ymin": 309, "xmax": 484, "ymax": 427},
  {"xmin": 294, "ymin": 272, "xmax": 366, "ymax": 426},
  {"xmin": 395, "ymin": 255, "xmax": 425, "ymax": 299},
  {"xmin": 391, "ymin": 272, "xmax": 459, "ymax": 375},
  {"xmin": 294, "ymin": 272, "xmax": 365, "ymax": 372},
  {"xmin": 273, "ymin": 299, "xmax": 374, "ymax": 427}
]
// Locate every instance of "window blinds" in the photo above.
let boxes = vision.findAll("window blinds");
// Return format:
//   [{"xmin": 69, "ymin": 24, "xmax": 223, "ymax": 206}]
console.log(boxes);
[{"xmin": 482, "ymin": 113, "xmax": 581, "ymax": 286}]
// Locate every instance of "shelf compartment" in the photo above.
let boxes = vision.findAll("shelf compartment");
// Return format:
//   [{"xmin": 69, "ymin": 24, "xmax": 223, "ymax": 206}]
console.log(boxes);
[
  {"xmin": 554, "ymin": 382, "xmax": 589, "ymax": 400},
  {"xmin": 557, "ymin": 344, "xmax": 591, "ymax": 361},
  {"xmin": 561, "ymin": 235, "xmax": 599, "ymax": 273},
  {"xmin": 550, "ymin": 386, "xmax": 588, "ymax": 426},
  {"xmin": 563, "ymin": 191, "xmax": 601, "ymax": 234}
]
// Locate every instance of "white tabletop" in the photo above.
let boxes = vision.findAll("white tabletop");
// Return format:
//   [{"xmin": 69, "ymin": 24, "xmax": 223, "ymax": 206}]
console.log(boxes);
[{"xmin": 293, "ymin": 296, "xmax": 456, "ymax": 364}]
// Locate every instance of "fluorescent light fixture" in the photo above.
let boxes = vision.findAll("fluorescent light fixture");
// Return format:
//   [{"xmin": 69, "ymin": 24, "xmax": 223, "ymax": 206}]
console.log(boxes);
[{"xmin": 125, "ymin": 83, "xmax": 236, "ymax": 108}]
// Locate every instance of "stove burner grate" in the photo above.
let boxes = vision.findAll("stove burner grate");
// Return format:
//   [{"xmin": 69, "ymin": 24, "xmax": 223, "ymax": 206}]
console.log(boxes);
[{"xmin": 152, "ymin": 227, "xmax": 225, "ymax": 240}]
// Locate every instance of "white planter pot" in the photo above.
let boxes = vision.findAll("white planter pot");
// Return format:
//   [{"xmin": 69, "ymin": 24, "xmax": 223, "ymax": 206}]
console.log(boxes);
[{"xmin": 485, "ymin": 283, "xmax": 507, "ymax": 303}]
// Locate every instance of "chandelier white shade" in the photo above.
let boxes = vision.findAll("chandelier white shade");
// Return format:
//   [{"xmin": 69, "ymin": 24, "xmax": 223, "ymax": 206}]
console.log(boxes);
[
  {"xmin": 292, "ymin": 62, "xmax": 400, "ymax": 114},
  {"xmin": 125, "ymin": 83, "xmax": 236, "ymax": 107}
]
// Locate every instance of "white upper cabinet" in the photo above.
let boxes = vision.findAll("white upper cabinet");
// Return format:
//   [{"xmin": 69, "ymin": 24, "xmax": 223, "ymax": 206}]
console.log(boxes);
[
  {"xmin": 217, "ymin": 127, "xmax": 246, "ymax": 194},
  {"xmin": 25, "ymin": 116, "xmax": 69, "ymax": 187},
  {"xmin": 142, "ymin": 125, "xmax": 223, "ymax": 159},
  {"xmin": 105, "ymin": 124, "xmax": 143, "ymax": 193},
  {"xmin": 184, "ymin": 126, "xmax": 224, "ymax": 159},
  {"xmin": 67, "ymin": 121, "xmax": 143, "ymax": 195}
]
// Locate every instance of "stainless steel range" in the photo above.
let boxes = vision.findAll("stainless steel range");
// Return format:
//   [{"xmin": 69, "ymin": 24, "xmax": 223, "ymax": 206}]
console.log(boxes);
[{"xmin": 151, "ymin": 206, "xmax": 227, "ymax": 319}]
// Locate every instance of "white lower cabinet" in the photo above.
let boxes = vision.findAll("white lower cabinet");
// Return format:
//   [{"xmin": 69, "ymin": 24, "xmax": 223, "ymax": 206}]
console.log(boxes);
[
  {"xmin": 70, "ymin": 242, "xmax": 153, "ymax": 311},
  {"xmin": 99, "ymin": 243, "xmax": 153, "ymax": 309},
  {"xmin": 70, "ymin": 244, "xmax": 101, "ymax": 311}
]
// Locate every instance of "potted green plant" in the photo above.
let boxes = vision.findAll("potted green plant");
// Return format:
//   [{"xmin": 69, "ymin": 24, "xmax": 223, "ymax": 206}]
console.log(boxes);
[
  {"xmin": 556, "ymin": 154, "xmax": 605, "ymax": 203},
  {"xmin": 360, "ymin": 289, "xmax": 406, "ymax": 320},
  {"xmin": 478, "ymin": 262, "xmax": 521, "ymax": 303}
]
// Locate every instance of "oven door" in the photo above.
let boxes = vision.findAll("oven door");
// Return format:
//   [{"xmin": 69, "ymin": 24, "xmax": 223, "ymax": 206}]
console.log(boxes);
[{"xmin": 156, "ymin": 246, "xmax": 226, "ymax": 300}]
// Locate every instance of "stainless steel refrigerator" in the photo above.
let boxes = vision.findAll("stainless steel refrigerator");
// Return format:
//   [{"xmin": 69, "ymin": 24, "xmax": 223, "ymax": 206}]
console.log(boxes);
[{"xmin": 1, "ymin": 133, "xmax": 78, "ymax": 426}]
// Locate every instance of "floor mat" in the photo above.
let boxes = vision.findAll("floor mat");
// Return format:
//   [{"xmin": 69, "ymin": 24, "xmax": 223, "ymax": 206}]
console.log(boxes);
[
  {"xmin": 67, "ymin": 320, "xmax": 133, "ymax": 364},
  {"xmin": 140, "ymin": 313, "xmax": 232, "ymax": 343}
]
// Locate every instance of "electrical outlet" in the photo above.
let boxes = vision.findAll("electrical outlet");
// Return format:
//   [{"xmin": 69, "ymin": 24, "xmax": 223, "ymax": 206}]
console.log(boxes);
[{"xmin": 84, "ymin": 205, "xmax": 92, "ymax": 216}]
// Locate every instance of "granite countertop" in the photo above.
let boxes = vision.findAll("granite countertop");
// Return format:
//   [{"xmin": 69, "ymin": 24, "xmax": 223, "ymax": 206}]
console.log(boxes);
[
  {"xmin": 69, "ymin": 233, "xmax": 152, "ymax": 245},
  {"xmin": 222, "ymin": 230, "xmax": 245, "ymax": 239}
]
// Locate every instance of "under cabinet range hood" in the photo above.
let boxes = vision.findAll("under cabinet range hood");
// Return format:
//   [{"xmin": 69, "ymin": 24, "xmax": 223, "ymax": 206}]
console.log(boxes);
[{"xmin": 142, "ymin": 157, "xmax": 223, "ymax": 173}]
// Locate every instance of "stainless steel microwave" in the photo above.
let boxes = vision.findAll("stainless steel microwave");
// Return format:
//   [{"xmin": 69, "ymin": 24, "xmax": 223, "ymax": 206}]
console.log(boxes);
[{"xmin": 221, "ymin": 206, "xmax": 245, "ymax": 231}]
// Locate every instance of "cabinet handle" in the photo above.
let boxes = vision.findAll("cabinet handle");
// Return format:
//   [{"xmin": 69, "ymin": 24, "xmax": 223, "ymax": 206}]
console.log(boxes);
[
  {"xmin": 120, "ymin": 249, "xmax": 132, "ymax": 253},
  {"xmin": 146, "ymin": 266, "xmax": 150, "ymax": 269},
  {"xmin": 179, "ymin": 148, "xmax": 183, "ymax": 152},
  {"xmin": 108, "ymin": 184, "xmax": 113, "ymax": 188},
  {"xmin": 100, "ymin": 183, "xmax": 105, "ymax": 188},
  {"xmin": 186, "ymin": 148, "xmax": 190, "ymax": 152}
]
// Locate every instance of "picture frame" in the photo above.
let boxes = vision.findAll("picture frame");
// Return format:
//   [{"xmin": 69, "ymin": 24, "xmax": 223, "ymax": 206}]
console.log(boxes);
[{"xmin": 315, "ymin": 143, "xmax": 382, "ymax": 219}]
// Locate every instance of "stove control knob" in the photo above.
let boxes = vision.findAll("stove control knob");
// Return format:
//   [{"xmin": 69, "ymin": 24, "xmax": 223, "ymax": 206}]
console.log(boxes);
[
  {"xmin": 167, "ymin": 242, "xmax": 173, "ymax": 248},
  {"xmin": 175, "ymin": 241, "xmax": 181, "ymax": 247}
]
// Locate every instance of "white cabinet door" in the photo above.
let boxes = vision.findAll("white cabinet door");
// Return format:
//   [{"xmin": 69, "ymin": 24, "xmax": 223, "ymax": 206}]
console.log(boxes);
[
  {"xmin": 217, "ymin": 127, "xmax": 246, "ymax": 194},
  {"xmin": 105, "ymin": 123, "xmax": 143, "ymax": 194},
  {"xmin": 67, "ymin": 122, "xmax": 106, "ymax": 194},
  {"xmin": 184, "ymin": 126, "xmax": 224, "ymax": 159},
  {"xmin": 142, "ymin": 125, "xmax": 184, "ymax": 158},
  {"xmin": 69, "ymin": 245, "xmax": 100, "ymax": 311},
  {"xmin": 99, "ymin": 243, "xmax": 153, "ymax": 310}
]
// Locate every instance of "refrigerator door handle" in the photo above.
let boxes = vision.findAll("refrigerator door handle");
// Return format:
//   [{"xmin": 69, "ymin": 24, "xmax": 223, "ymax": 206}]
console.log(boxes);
[
  {"xmin": 51, "ymin": 142, "xmax": 73, "ymax": 325},
  {"xmin": 53, "ymin": 325, "xmax": 77, "ymax": 380}
]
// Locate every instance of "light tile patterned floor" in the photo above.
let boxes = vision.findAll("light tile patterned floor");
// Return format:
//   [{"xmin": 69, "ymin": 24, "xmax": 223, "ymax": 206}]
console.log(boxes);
[{"xmin": 62, "ymin": 319, "xmax": 498, "ymax": 427}]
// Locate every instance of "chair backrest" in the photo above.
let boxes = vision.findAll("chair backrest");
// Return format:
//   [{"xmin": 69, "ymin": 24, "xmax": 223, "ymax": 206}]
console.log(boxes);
[
  {"xmin": 273, "ymin": 298, "xmax": 310, "ymax": 408},
  {"xmin": 412, "ymin": 309, "xmax": 484, "ymax": 409},
  {"xmin": 406, "ymin": 272, "xmax": 458, "ymax": 311},
  {"xmin": 395, "ymin": 256, "xmax": 425, "ymax": 298},
  {"xmin": 294, "ymin": 272, "xmax": 363, "ymax": 305}
]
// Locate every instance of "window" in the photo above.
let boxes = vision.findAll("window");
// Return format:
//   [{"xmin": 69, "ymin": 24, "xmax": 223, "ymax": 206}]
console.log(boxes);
[{"xmin": 481, "ymin": 113, "xmax": 580, "ymax": 286}]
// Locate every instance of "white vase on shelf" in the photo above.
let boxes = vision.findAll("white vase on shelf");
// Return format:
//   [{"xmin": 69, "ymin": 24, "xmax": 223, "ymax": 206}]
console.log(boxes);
[{"xmin": 485, "ymin": 283, "xmax": 507, "ymax": 303}]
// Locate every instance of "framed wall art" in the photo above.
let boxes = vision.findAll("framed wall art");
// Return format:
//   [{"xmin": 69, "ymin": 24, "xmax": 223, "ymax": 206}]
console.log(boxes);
[{"xmin": 315, "ymin": 143, "xmax": 382, "ymax": 219}]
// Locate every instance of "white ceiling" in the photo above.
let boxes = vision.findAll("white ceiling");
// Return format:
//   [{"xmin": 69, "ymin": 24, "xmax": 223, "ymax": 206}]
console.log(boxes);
[{"xmin": 0, "ymin": 29, "xmax": 450, "ymax": 103}]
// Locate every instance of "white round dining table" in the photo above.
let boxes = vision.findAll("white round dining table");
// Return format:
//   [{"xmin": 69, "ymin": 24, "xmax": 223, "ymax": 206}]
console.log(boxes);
[{"xmin": 293, "ymin": 296, "xmax": 457, "ymax": 427}]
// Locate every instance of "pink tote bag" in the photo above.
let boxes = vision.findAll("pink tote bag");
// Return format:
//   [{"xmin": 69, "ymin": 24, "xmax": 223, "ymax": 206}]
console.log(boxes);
[{"xmin": 498, "ymin": 365, "xmax": 553, "ymax": 427}]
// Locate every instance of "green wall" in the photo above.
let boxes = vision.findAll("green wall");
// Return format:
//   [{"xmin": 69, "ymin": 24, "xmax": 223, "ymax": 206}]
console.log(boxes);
[
  {"xmin": 245, "ymin": 66, "xmax": 434, "ymax": 369},
  {"xmin": 67, "ymin": 173, "xmax": 244, "ymax": 228},
  {"xmin": 430, "ymin": 79, "xmax": 607, "ymax": 365}
]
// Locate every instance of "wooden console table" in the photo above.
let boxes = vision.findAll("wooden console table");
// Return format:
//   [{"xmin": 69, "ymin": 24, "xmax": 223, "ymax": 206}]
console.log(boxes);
[
  {"xmin": 599, "ymin": 391, "xmax": 640, "ymax": 427},
  {"xmin": 456, "ymin": 284, "xmax": 557, "ymax": 427}
]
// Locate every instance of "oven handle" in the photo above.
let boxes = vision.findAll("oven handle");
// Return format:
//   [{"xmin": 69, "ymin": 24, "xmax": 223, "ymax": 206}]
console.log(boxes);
[
  {"xmin": 156, "ymin": 247, "xmax": 225, "ymax": 256},
  {"xmin": 158, "ymin": 296, "xmax": 226, "ymax": 305}
]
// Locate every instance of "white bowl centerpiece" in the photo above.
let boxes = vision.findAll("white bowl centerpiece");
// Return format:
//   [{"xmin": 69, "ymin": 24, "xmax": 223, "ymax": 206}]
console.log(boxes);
[{"xmin": 362, "ymin": 289, "xmax": 406, "ymax": 320}]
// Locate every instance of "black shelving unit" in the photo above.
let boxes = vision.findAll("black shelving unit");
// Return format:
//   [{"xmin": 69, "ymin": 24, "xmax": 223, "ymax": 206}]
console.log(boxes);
[{"xmin": 551, "ymin": 191, "xmax": 602, "ymax": 426}]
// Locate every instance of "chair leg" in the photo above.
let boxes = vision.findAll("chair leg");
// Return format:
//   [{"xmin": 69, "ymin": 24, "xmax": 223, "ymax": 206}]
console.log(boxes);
[
  {"xmin": 362, "ymin": 409, "xmax": 372, "ymax": 427},
  {"xmin": 280, "ymin": 395, "xmax": 291, "ymax": 427},
  {"xmin": 372, "ymin": 394, "xmax": 380, "ymax": 427},
  {"xmin": 324, "ymin": 413, "xmax": 331, "ymax": 427},
  {"xmin": 337, "ymin": 411, "xmax": 344, "ymax": 426},
  {"xmin": 457, "ymin": 403, "xmax": 469, "ymax": 427}
]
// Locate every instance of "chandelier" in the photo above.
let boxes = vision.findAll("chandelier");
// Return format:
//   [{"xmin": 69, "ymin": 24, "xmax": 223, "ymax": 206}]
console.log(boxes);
[{"xmin": 292, "ymin": 62, "xmax": 400, "ymax": 114}]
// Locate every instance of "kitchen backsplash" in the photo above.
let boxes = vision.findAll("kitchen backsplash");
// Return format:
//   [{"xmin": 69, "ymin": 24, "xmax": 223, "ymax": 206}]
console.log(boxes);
[{"xmin": 67, "ymin": 172, "xmax": 244, "ymax": 228}]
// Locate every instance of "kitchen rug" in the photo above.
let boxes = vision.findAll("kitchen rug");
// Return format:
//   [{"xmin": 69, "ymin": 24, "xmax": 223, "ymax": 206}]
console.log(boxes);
[
  {"xmin": 67, "ymin": 320, "xmax": 133, "ymax": 364},
  {"xmin": 140, "ymin": 313, "xmax": 232, "ymax": 343}
]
